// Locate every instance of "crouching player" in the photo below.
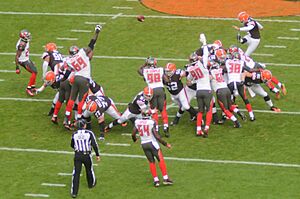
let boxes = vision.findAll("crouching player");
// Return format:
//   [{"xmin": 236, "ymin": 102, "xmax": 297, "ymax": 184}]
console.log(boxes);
[{"xmin": 132, "ymin": 112, "xmax": 173, "ymax": 187}]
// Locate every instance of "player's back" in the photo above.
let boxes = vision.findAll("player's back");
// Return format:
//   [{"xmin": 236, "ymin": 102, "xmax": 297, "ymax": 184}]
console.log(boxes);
[
  {"xmin": 134, "ymin": 118, "xmax": 156, "ymax": 144},
  {"xmin": 210, "ymin": 67, "xmax": 227, "ymax": 92},
  {"xmin": 225, "ymin": 59, "xmax": 244, "ymax": 83},
  {"xmin": 67, "ymin": 48, "xmax": 91, "ymax": 78},
  {"xmin": 143, "ymin": 67, "xmax": 164, "ymax": 89},
  {"xmin": 187, "ymin": 61, "xmax": 211, "ymax": 90}
]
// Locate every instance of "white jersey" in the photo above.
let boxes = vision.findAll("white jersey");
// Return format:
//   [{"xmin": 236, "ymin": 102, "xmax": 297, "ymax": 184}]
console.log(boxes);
[
  {"xmin": 143, "ymin": 67, "xmax": 164, "ymax": 88},
  {"xmin": 239, "ymin": 49, "xmax": 255, "ymax": 69},
  {"xmin": 134, "ymin": 118, "xmax": 159, "ymax": 148},
  {"xmin": 210, "ymin": 68, "xmax": 227, "ymax": 92},
  {"xmin": 66, "ymin": 48, "xmax": 91, "ymax": 79},
  {"xmin": 186, "ymin": 60, "xmax": 211, "ymax": 91},
  {"xmin": 16, "ymin": 39, "xmax": 29, "ymax": 62},
  {"xmin": 225, "ymin": 59, "xmax": 244, "ymax": 83}
]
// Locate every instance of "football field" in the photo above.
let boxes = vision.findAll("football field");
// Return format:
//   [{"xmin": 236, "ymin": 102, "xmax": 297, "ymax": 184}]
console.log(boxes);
[{"xmin": 0, "ymin": 0, "xmax": 300, "ymax": 198}]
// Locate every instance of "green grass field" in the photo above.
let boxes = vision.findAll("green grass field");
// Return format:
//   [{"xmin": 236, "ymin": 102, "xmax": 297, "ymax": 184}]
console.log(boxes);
[{"xmin": 0, "ymin": 0, "xmax": 300, "ymax": 198}]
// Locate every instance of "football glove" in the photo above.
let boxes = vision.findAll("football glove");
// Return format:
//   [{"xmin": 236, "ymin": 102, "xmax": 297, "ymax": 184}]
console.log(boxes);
[
  {"xmin": 95, "ymin": 25, "xmax": 102, "ymax": 33},
  {"xmin": 15, "ymin": 66, "xmax": 20, "ymax": 74},
  {"xmin": 199, "ymin": 33, "xmax": 207, "ymax": 45}
]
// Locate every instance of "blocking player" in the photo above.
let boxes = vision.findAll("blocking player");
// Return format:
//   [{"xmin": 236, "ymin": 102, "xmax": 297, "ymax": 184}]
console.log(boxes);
[
  {"xmin": 233, "ymin": 11, "xmax": 263, "ymax": 56},
  {"xmin": 132, "ymin": 112, "xmax": 173, "ymax": 187},
  {"xmin": 15, "ymin": 29, "xmax": 38, "ymax": 96},
  {"xmin": 63, "ymin": 25, "xmax": 102, "ymax": 130}
]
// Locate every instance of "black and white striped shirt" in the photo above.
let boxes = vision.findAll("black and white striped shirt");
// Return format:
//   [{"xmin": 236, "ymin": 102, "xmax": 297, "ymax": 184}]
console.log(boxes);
[{"xmin": 71, "ymin": 129, "xmax": 100, "ymax": 156}]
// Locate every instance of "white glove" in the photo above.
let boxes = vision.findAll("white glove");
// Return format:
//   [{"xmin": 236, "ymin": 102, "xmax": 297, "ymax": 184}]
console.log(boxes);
[
  {"xmin": 95, "ymin": 25, "xmax": 102, "ymax": 33},
  {"xmin": 199, "ymin": 33, "xmax": 207, "ymax": 45}
]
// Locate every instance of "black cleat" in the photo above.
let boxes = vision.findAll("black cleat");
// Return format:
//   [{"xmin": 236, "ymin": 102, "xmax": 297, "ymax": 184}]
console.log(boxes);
[
  {"xmin": 171, "ymin": 116, "xmax": 180, "ymax": 126},
  {"xmin": 154, "ymin": 181, "xmax": 160, "ymax": 187},
  {"xmin": 250, "ymin": 117, "xmax": 255, "ymax": 122},
  {"xmin": 164, "ymin": 126, "xmax": 170, "ymax": 138},
  {"xmin": 163, "ymin": 178, "xmax": 173, "ymax": 185},
  {"xmin": 238, "ymin": 111, "xmax": 246, "ymax": 121},
  {"xmin": 51, "ymin": 116, "xmax": 58, "ymax": 124},
  {"xmin": 234, "ymin": 121, "xmax": 241, "ymax": 128},
  {"xmin": 71, "ymin": 194, "xmax": 77, "ymax": 198}
]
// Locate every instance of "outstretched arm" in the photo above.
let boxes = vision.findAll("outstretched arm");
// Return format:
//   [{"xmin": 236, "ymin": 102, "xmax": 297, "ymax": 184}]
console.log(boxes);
[{"xmin": 85, "ymin": 25, "xmax": 102, "ymax": 60}]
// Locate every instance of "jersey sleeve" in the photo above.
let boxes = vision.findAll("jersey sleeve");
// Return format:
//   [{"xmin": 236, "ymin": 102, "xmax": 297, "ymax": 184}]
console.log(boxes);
[{"xmin": 42, "ymin": 52, "xmax": 49, "ymax": 59}]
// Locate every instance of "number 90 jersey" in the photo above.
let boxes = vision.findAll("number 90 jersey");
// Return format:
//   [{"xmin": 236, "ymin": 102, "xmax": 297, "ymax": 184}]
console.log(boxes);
[
  {"xmin": 134, "ymin": 118, "xmax": 159, "ymax": 148},
  {"xmin": 186, "ymin": 60, "xmax": 211, "ymax": 91},
  {"xmin": 66, "ymin": 49, "xmax": 91, "ymax": 79},
  {"xmin": 143, "ymin": 67, "xmax": 164, "ymax": 89}
]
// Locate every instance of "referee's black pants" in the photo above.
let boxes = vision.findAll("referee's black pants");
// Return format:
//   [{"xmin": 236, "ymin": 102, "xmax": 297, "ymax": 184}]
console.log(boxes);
[{"xmin": 71, "ymin": 152, "xmax": 97, "ymax": 196}]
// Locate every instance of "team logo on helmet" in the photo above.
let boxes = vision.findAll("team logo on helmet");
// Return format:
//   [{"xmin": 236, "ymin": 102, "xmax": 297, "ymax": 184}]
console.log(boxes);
[
  {"xmin": 45, "ymin": 43, "xmax": 57, "ymax": 52},
  {"xmin": 69, "ymin": 46, "xmax": 79, "ymax": 56},
  {"xmin": 19, "ymin": 29, "xmax": 32, "ymax": 41},
  {"xmin": 143, "ymin": 86, "xmax": 154, "ymax": 101},
  {"xmin": 165, "ymin": 63, "xmax": 177, "ymax": 77}
]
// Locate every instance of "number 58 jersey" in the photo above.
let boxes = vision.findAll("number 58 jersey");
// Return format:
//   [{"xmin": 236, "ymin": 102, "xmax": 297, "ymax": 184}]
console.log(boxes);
[
  {"xmin": 143, "ymin": 67, "xmax": 164, "ymax": 89},
  {"xmin": 66, "ymin": 48, "xmax": 91, "ymax": 79}
]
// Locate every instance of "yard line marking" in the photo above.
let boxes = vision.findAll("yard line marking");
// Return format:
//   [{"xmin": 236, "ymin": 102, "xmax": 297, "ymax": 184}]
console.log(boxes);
[
  {"xmin": 277, "ymin": 36, "xmax": 299, "ymax": 40},
  {"xmin": 0, "ymin": 97, "xmax": 299, "ymax": 114},
  {"xmin": 93, "ymin": 164, "xmax": 98, "ymax": 166},
  {"xmin": 105, "ymin": 143, "xmax": 130, "ymax": 147},
  {"xmin": 126, "ymin": 0, "xmax": 138, "ymax": 1},
  {"xmin": 1, "ymin": 52, "xmax": 300, "ymax": 67},
  {"xmin": 166, "ymin": 103, "xmax": 176, "ymax": 110},
  {"xmin": 121, "ymin": 133, "xmax": 132, "ymax": 136},
  {"xmin": 41, "ymin": 183, "xmax": 66, "ymax": 187},
  {"xmin": 0, "ymin": 79, "xmax": 5, "ymax": 81},
  {"xmin": 112, "ymin": 6, "xmax": 133, "ymax": 9},
  {"xmin": 58, "ymin": 173, "xmax": 82, "ymax": 176},
  {"xmin": 0, "ymin": 11, "xmax": 299, "ymax": 23},
  {"xmin": 290, "ymin": 28, "xmax": 300, "ymax": 31},
  {"xmin": 25, "ymin": 193, "xmax": 49, "ymax": 198},
  {"xmin": 84, "ymin": 21, "xmax": 106, "ymax": 25},
  {"xmin": 251, "ymin": 53, "xmax": 274, "ymax": 57},
  {"xmin": 57, "ymin": 46, "xmax": 64, "ymax": 49},
  {"xmin": 264, "ymin": 45, "xmax": 287, "ymax": 48},
  {"xmin": 70, "ymin": 29, "xmax": 92, "ymax": 33},
  {"xmin": 111, "ymin": 12, "xmax": 123, "ymax": 19},
  {"xmin": 0, "ymin": 69, "xmax": 15, "ymax": 73},
  {"xmin": 1, "ymin": 147, "xmax": 300, "ymax": 168},
  {"xmin": 56, "ymin": 37, "xmax": 78, "ymax": 41}
]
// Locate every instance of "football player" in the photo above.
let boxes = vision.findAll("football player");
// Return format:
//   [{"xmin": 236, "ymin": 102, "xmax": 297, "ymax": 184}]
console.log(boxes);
[
  {"xmin": 233, "ymin": 11, "xmax": 263, "ymax": 56},
  {"xmin": 104, "ymin": 87, "xmax": 153, "ymax": 132},
  {"xmin": 138, "ymin": 57, "xmax": 170, "ymax": 137},
  {"xmin": 163, "ymin": 63, "xmax": 197, "ymax": 126},
  {"xmin": 15, "ymin": 29, "xmax": 38, "ymax": 96},
  {"xmin": 132, "ymin": 112, "xmax": 173, "ymax": 187},
  {"xmin": 63, "ymin": 25, "xmax": 102, "ymax": 130}
]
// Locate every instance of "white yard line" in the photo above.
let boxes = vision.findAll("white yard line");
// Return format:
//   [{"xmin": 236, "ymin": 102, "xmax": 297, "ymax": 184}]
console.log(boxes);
[
  {"xmin": 1, "ymin": 147, "xmax": 300, "ymax": 168},
  {"xmin": 264, "ymin": 45, "xmax": 287, "ymax": 48},
  {"xmin": 57, "ymin": 46, "xmax": 64, "ymax": 49},
  {"xmin": 277, "ymin": 36, "xmax": 299, "ymax": 40},
  {"xmin": 0, "ymin": 79, "xmax": 5, "ymax": 81},
  {"xmin": 70, "ymin": 29, "xmax": 92, "ymax": 33},
  {"xmin": 0, "ymin": 11, "xmax": 299, "ymax": 23},
  {"xmin": 0, "ymin": 97, "xmax": 299, "ymax": 115},
  {"xmin": 56, "ymin": 37, "xmax": 78, "ymax": 41},
  {"xmin": 105, "ymin": 143, "xmax": 131, "ymax": 147},
  {"xmin": 111, "ymin": 13, "xmax": 123, "ymax": 19},
  {"xmin": 290, "ymin": 28, "xmax": 300, "ymax": 31},
  {"xmin": 58, "ymin": 173, "xmax": 82, "ymax": 176},
  {"xmin": 41, "ymin": 183, "xmax": 66, "ymax": 187},
  {"xmin": 84, "ymin": 22, "xmax": 106, "ymax": 25},
  {"xmin": 1, "ymin": 52, "xmax": 300, "ymax": 67},
  {"xmin": 112, "ymin": 6, "xmax": 133, "ymax": 10},
  {"xmin": 24, "ymin": 193, "xmax": 49, "ymax": 198},
  {"xmin": 251, "ymin": 53, "xmax": 274, "ymax": 57},
  {"xmin": 121, "ymin": 133, "xmax": 132, "ymax": 136},
  {"xmin": 0, "ymin": 70, "xmax": 15, "ymax": 73}
]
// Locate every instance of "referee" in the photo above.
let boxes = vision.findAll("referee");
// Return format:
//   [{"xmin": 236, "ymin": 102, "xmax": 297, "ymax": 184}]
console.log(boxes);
[{"xmin": 70, "ymin": 119, "xmax": 100, "ymax": 198}]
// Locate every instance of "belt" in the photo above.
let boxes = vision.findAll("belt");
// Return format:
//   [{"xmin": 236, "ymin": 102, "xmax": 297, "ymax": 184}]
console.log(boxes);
[{"xmin": 75, "ymin": 151, "xmax": 91, "ymax": 155}]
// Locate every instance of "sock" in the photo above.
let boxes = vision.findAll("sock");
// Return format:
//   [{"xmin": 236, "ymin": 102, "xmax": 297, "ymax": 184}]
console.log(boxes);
[
  {"xmin": 264, "ymin": 96, "xmax": 273, "ymax": 107},
  {"xmin": 161, "ymin": 101, "xmax": 169, "ymax": 125},
  {"xmin": 149, "ymin": 162, "xmax": 158, "ymax": 179},
  {"xmin": 28, "ymin": 72, "xmax": 37, "ymax": 87},
  {"xmin": 65, "ymin": 100, "xmax": 75, "ymax": 120},
  {"xmin": 197, "ymin": 112, "xmax": 203, "ymax": 128},
  {"xmin": 53, "ymin": 101, "xmax": 62, "ymax": 116},
  {"xmin": 158, "ymin": 150, "xmax": 167, "ymax": 176},
  {"xmin": 152, "ymin": 112, "xmax": 159, "ymax": 126}
]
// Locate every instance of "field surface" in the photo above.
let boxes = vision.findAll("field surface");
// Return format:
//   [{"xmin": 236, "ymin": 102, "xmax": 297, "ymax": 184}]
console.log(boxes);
[{"xmin": 0, "ymin": 0, "xmax": 299, "ymax": 199}]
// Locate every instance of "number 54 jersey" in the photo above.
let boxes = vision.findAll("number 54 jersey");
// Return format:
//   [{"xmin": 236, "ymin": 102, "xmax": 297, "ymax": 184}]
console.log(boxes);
[
  {"xmin": 66, "ymin": 48, "xmax": 91, "ymax": 79},
  {"xmin": 134, "ymin": 118, "xmax": 160, "ymax": 149}
]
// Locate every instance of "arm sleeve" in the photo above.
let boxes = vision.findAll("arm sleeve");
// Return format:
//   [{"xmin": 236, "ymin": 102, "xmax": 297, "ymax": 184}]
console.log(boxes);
[
  {"xmin": 202, "ymin": 46, "xmax": 209, "ymax": 69},
  {"xmin": 90, "ymin": 131, "xmax": 100, "ymax": 156},
  {"xmin": 42, "ymin": 61, "xmax": 49, "ymax": 79},
  {"xmin": 240, "ymin": 24, "xmax": 255, "ymax": 32},
  {"xmin": 153, "ymin": 129, "xmax": 167, "ymax": 146},
  {"xmin": 257, "ymin": 21, "xmax": 263, "ymax": 30}
]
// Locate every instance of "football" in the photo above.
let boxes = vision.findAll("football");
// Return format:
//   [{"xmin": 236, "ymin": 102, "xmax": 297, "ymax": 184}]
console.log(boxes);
[{"xmin": 137, "ymin": 15, "xmax": 145, "ymax": 22}]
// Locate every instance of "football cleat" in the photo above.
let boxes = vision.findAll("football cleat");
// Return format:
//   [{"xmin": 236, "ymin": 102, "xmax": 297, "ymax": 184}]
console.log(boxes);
[
  {"xmin": 190, "ymin": 115, "xmax": 196, "ymax": 121},
  {"xmin": 234, "ymin": 121, "xmax": 241, "ymax": 128},
  {"xmin": 163, "ymin": 179, "xmax": 173, "ymax": 185},
  {"xmin": 51, "ymin": 116, "xmax": 58, "ymax": 124},
  {"xmin": 213, "ymin": 120, "xmax": 224, "ymax": 125},
  {"xmin": 98, "ymin": 133, "xmax": 105, "ymax": 141},
  {"xmin": 63, "ymin": 118, "xmax": 74, "ymax": 131},
  {"xmin": 237, "ymin": 111, "xmax": 247, "ymax": 121},
  {"xmin": 281, "ymin": 84, "xmax": 287, "ymax": 95},
  {"xmin": 275, "ymin": 92, "xmax": 280, "ymax": 100},
  {"xmin": 71, "ymin": 194, "xmax": 77, "ymax": 198},
  {"xmin": 163, "ymin": 126, "xmax": 170, "ymax": 138},
  {"xmin": 250, "ymin": 117, "xmax": 256, "ymax": 122},
  {"xmin": 271, "ymin": 106, "xmax": 281, "ymax": 112},
  {"xmin": 203, "ymin": 128, "xmax": 209, "ymax": 138},
  {"xmin": 196, "ymin": 130, "xmax": 203, "ymax": 137},
  {"xmin": 121, "ymin": 122, "xmax": 128, "ymax": 127},
  {"xmin": 26, "ymin": 88, "xmax": 34, "ymax": 97},
  {"xmin": 171, "ymin": 116, "xmax": 180, "ymax": 126},
  {"xmin": 154, "ymin": 181, "xmax": 160, "ymax": 187}
]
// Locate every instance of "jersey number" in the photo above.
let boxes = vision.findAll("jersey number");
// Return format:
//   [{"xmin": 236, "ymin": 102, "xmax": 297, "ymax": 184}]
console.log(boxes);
[
  {"xmin": 137, "ymin": 124, "xmax": 150, "ymax": 137},
  {"xmin": 215, "ymin": 73, "xmax": 224, "ymax": 83},
  {"xmin": 71, "ymin": 56, "xmax": 87, "ymax": 71},
  {"xmin": 167, "ymin": 82, "xmax": 178, "ymax": 91},
  {"xmin": 147, "ymin": 73, "xmax": 161, "ymax": 83},
  {"xmin": 228, "ymin": 63, "xmax": 241, "ymax": 73},
  {"xmin": 190, "ymin": 67, "xmax": 204, "ymax": 80}
]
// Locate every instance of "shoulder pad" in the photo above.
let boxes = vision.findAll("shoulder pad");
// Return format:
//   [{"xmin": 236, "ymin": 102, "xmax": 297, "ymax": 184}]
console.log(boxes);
[
  {"xmin": 42, "ymin": 52, "xmax": 49, "ymax": 59},
  {"xmin": 17, "ymin": 42, "xmax": 26, "ymax": 51}
]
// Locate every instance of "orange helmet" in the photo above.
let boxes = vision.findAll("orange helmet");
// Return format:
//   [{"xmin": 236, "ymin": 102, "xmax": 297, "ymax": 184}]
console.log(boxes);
[
  {"xmin": 45, "ymin": 43, "xmax": 57, "ymax": 52},
  {"xmin": 143, "ymin": 87, "xmax": 154, "ymax": 101},
  {"xmin": 261, "ymin": 70, "xmax": 272, "ymax": 81},
  {"xmin": 44, "ymin": 71, "xmax": 55, "ymax": 85},
  {"xmin": 215, "ymin": 49, "xmax": 227, "ymax": 63},
  {"xmin": 165, "ymin": 63, "xmax": 177, "ymax": 77},
  {"xmin": 238, "ymin": 11, "xmax": 250, "ymax": 23},
  {"xmin": 86, "ymin": 100, "xmax": 98, "ymax": 113},
  {"xmin": 213, "ymin": 40, "xmax": 223, "ymax": 48}
]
